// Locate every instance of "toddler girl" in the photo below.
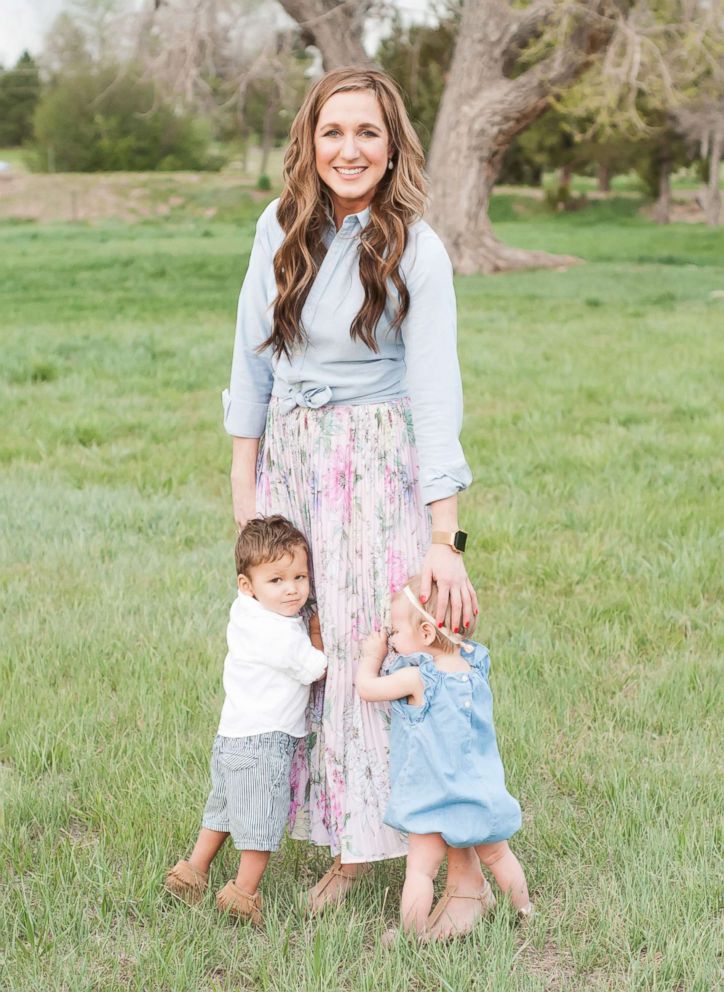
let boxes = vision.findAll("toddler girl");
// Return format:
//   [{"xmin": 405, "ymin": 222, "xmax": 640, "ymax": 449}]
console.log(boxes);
[
  {"xmin": 164, "ymin": 515, "xmax": 326, "ymax": 924},
  {"xmin": 356, "ymin": 575, "xmax": 532, "ymax": 940}
]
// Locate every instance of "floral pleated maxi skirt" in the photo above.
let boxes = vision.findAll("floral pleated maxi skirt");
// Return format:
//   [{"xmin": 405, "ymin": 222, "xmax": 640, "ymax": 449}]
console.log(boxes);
[{"xmin": 256, "ymin": 397, "xmax": 430, "ymax": 863}]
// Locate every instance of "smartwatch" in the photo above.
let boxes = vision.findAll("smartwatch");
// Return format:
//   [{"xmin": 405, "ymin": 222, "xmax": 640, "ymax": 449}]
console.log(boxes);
[{"xmin": 431, "ymin": 530, "xmax": 468, "ymax": 554}]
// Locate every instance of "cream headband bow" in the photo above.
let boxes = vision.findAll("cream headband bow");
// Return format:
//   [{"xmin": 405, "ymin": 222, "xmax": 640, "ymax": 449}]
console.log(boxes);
[{"xmin": 402, "ymin": 585, "xmax": 465, "ymax": 646}]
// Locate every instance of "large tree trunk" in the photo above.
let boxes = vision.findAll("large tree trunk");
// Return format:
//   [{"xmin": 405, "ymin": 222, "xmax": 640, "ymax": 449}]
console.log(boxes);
[
  {"xmin": 427, "ymin": 0, "xmax": 617, "ymax": 273},
  {"xmin": 597, "ymin": 163, "xmax": 611, "ymax": 193},
  {"xmin": 706, "ymin": 128, "xmax": 722, "ymax": 226},
  {"xmin": 276, "ymin": 0, "xmax": 372, "ymax": 69}
]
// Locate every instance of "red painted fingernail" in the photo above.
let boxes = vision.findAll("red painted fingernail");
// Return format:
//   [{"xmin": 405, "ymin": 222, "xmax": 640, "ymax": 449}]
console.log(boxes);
[
  {"xmin": 453, "ymin": 627, "xmax": 459, "ymax": 634},
  {"xmin": 419, "ymin": 595, "xmax": 426, "ymax": 603},
  {"xmin": 465, "ymin": 621, "xmax": 470, "ymax": 628},
  {"xmin": 438, "ymin": 622, "xmax": 443, "ymax": 628},
  {"xmin": 474, "ymin": 609, "xmax": 479, "ymax": 615}
]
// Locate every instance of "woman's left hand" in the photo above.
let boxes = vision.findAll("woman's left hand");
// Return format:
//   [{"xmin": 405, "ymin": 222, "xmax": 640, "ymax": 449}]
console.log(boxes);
[{"xmin": 419, "ymin": 544, "xmax": 478, "ymax": 635}]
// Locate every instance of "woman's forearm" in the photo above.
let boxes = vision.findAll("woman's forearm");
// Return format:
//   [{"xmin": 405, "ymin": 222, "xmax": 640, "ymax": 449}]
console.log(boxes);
[
  {"xmin": 230, "ymin": 436, "xmax": 260, "ymax": 530},
  {"xmin": 428, "ymin": 494, "xmax": 459, "ymax": 532},
  {"xmin": 231, "ymin": 436, "xmax": 260, "ymax": 487}
]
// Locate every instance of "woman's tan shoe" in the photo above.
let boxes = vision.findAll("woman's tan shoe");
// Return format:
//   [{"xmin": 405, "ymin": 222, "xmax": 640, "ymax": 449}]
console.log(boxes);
[
  {"xmin": 216, "ymin": 880, "xmax": 263, "ymax": 925},
  {"xmin": 306, "ymin": 856, "xmax": 373, "ymax": 913}
]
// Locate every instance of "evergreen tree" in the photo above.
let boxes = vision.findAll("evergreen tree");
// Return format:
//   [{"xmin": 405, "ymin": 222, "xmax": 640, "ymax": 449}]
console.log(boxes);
[{"xmin": 0, "ymin": 51, "xmax": 41, "ymax": 146}]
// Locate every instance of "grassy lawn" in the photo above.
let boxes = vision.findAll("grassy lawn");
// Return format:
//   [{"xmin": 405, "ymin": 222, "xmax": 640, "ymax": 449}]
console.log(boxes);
[{"xmin": 1, "ymin": 191, "xmax": 722, "ymax": 991}]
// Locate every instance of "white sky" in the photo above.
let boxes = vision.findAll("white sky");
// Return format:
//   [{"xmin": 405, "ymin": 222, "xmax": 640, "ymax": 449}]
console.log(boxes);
[
  {"xmin": 0, "ymin": 0, "xmax": 439, "ymax": 69},
  {"xmin": 0, "ymin": 0, "xmax": 64, "ymax": 67}
]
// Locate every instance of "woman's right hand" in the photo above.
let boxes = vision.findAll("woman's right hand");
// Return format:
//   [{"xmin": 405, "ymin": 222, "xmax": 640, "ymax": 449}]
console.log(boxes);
[{"xmin": 230, "ymin": 437, "xmax": 261, "ymax": 532}]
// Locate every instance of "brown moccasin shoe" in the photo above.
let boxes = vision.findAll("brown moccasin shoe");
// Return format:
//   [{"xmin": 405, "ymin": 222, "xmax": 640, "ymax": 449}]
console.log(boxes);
[
  {"xmin": 164, "ymin": 859, "xmax": 208, "ymax": 905},
  {"xmin": 216, "ymin": 881, "xmax": 263, "ymax": 925}
]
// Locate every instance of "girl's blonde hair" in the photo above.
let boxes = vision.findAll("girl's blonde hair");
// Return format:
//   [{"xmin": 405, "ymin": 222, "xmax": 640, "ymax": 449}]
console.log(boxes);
[
  {"xmin": 262, "ymin": 67, "xmax": 427, "ymax": 360},
  {"xmin": 395, "ymin": 575, "xmax": 478, "ymax": 654}
]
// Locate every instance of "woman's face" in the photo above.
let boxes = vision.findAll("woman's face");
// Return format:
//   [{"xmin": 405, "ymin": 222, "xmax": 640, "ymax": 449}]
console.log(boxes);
[{"xmin": 314, "ymin": 89, "xmax": 390, "ymax": 222}]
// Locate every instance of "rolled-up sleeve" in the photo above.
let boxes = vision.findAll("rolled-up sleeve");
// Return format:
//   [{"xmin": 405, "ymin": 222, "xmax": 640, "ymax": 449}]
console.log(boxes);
[
  {"xmin": 401, "ymin": 229, "xmax": 472, "ymax": 504},
  {"xmin": 222, "ymin": 205, "xmax": 276, "ymax": 437}
]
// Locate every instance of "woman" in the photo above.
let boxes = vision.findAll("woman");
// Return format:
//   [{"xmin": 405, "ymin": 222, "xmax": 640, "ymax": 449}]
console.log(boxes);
[{"xmin": 223, "ymin": 67, "xmax": 486, "ymax": 934}]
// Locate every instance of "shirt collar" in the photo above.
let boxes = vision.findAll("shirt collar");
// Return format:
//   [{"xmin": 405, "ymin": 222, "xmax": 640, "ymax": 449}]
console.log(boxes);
[
  {"xmin": 347, "ymin": 206, "xmax": 371, "ymax": 229},
  {"xmin": 324, "ymin": 205, "xmax": 371, "ymax": 235}
]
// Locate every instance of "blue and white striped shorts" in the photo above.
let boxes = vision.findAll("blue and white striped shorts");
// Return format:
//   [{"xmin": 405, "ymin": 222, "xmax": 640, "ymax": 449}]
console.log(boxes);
[{"xmin": 201, "ymin": 732, "xmax": 300, "ymax": 851}]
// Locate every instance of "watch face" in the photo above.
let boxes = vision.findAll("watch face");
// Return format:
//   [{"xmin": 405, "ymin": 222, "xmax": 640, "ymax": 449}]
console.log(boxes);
[{"xmin": 453, "ymin": 531, "xmax": 467, "ymax": 552}]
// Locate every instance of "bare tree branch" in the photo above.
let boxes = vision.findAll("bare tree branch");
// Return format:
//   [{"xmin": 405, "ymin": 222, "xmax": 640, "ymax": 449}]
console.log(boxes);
[
  {"xmin": 276, "ymin": 0, "xmax": 377, "ymax": 67},
  {"xmin": 506, "ymin": 0, "xmax": 555, "ymax": 57}
]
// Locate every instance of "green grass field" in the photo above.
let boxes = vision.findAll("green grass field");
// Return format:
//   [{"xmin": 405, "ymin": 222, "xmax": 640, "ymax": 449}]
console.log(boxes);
[{"xmin": 1, "ymin": 190, "xmax": 722, "ymax": 991}]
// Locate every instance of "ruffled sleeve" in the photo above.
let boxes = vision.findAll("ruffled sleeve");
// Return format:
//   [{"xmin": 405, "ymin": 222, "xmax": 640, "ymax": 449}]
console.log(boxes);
[
  {"xmin": 390, "ymin": 652, "xmax": 442, "ymax": 722},
  {"xmin": 461, "ymin": 640, "xmax": 491, "ymax": 679}
]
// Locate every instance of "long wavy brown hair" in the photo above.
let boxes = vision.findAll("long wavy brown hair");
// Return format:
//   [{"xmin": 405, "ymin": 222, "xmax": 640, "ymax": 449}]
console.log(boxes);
[{"xmin": 262, "ymin": 67, "xmax": 427, "ymax": 360}]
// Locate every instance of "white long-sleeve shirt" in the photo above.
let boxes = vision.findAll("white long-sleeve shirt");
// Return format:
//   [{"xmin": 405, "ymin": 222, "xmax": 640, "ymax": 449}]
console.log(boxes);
[
  {"xmin": 222, "ymin": 199, "xmax": 472, "ymax": 505},
  {"xmin": 217, "ymin": 592, "xmax": 326, "ymax": 739}
]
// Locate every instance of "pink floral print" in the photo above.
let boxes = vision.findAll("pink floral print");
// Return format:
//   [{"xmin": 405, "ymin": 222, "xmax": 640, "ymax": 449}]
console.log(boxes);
[{"xmin": 256, "ymin": 398, "xmax": 430, "ymax": 862}]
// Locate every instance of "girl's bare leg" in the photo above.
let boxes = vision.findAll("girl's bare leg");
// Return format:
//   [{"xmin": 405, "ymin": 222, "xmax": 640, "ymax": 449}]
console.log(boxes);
[
  {"xmin": 188, "ymin": 827, "xmax": 229, "ymax": 874},
  {"xmin": 400, "ymin": 834, "xmax": 447, "ymax": 935},
  {"xmin": 446, "ymin": 845, "xmax": 486, "ymax": 893},
  {"xmin": 476, "ymin": 841, "xmax": 530, "ymax": 911},
  {"xmin": 426, "ymin": 846, "xmax": 491, "ymax": 939}
]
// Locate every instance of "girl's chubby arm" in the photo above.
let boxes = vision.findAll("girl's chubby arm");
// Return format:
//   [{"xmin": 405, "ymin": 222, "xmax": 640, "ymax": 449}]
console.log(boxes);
[{"xmin": 355, "ymin": 631, "xmax": 423, "ymax": 704}]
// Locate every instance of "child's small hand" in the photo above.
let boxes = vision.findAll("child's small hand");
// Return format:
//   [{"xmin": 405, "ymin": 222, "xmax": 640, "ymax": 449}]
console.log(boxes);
[{"xmin": 361, "ymin": 630, "xmax": 389, "ymax": 669}]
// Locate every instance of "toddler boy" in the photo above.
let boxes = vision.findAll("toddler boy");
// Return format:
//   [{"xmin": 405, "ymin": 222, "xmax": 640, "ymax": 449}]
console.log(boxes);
[{"xmin": 164, "ymin": 515, "xmax": 325, "ymax": 923}]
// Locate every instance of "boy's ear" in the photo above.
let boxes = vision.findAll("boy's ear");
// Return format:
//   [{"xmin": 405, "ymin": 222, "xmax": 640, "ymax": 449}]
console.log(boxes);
[{"xmin": 237, "ymin": 573, "xmax": 255, "ymax": 598}]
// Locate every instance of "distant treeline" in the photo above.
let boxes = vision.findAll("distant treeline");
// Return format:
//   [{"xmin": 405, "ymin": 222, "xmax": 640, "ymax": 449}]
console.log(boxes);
[{"xmin": 0, "ymin": 13, "xmax": 709, "ymax": 198}]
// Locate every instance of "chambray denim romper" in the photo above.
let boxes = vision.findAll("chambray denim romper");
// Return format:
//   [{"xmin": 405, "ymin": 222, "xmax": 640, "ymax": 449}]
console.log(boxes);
[{"xmin": 383, "ymin": 641, "xmax": 522, "ymax": 847}]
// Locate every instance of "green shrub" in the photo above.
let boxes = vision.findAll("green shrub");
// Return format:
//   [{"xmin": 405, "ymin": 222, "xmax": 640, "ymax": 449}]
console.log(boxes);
[
  {"xmin": 256, "ymin": 173, "xmax": 272, "ymax": 191},
  {"xmin": 30, "ymin": 63, "xmax": 214, "ymax": 172}
]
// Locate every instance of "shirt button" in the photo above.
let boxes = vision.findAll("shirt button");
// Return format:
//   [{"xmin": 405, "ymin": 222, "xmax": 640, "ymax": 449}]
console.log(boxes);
[{"xmin": 464, "ymin": 700, "xmax": 471, "ymax": 709}]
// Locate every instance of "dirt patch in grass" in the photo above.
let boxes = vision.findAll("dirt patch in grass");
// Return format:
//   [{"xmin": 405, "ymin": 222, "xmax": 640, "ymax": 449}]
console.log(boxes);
[
  {"xmin": 0, "ymin": 171, "xmax": 267, "ymax": 223},
  {"xmin": 516, "ymin": 940, "xmax": 622, "ymax": 991}
]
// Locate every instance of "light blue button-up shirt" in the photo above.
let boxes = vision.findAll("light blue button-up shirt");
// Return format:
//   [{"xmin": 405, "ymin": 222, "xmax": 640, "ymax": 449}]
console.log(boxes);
[{"xmin": 222, "ymin": 198, "xmax": 472, "ymax": 504}]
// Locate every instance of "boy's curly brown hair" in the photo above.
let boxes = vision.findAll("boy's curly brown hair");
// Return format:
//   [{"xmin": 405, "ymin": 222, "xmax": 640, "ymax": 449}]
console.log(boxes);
[{"xmin": 235, "ymin": 515, "xmax": 310, "ymax": 577}]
